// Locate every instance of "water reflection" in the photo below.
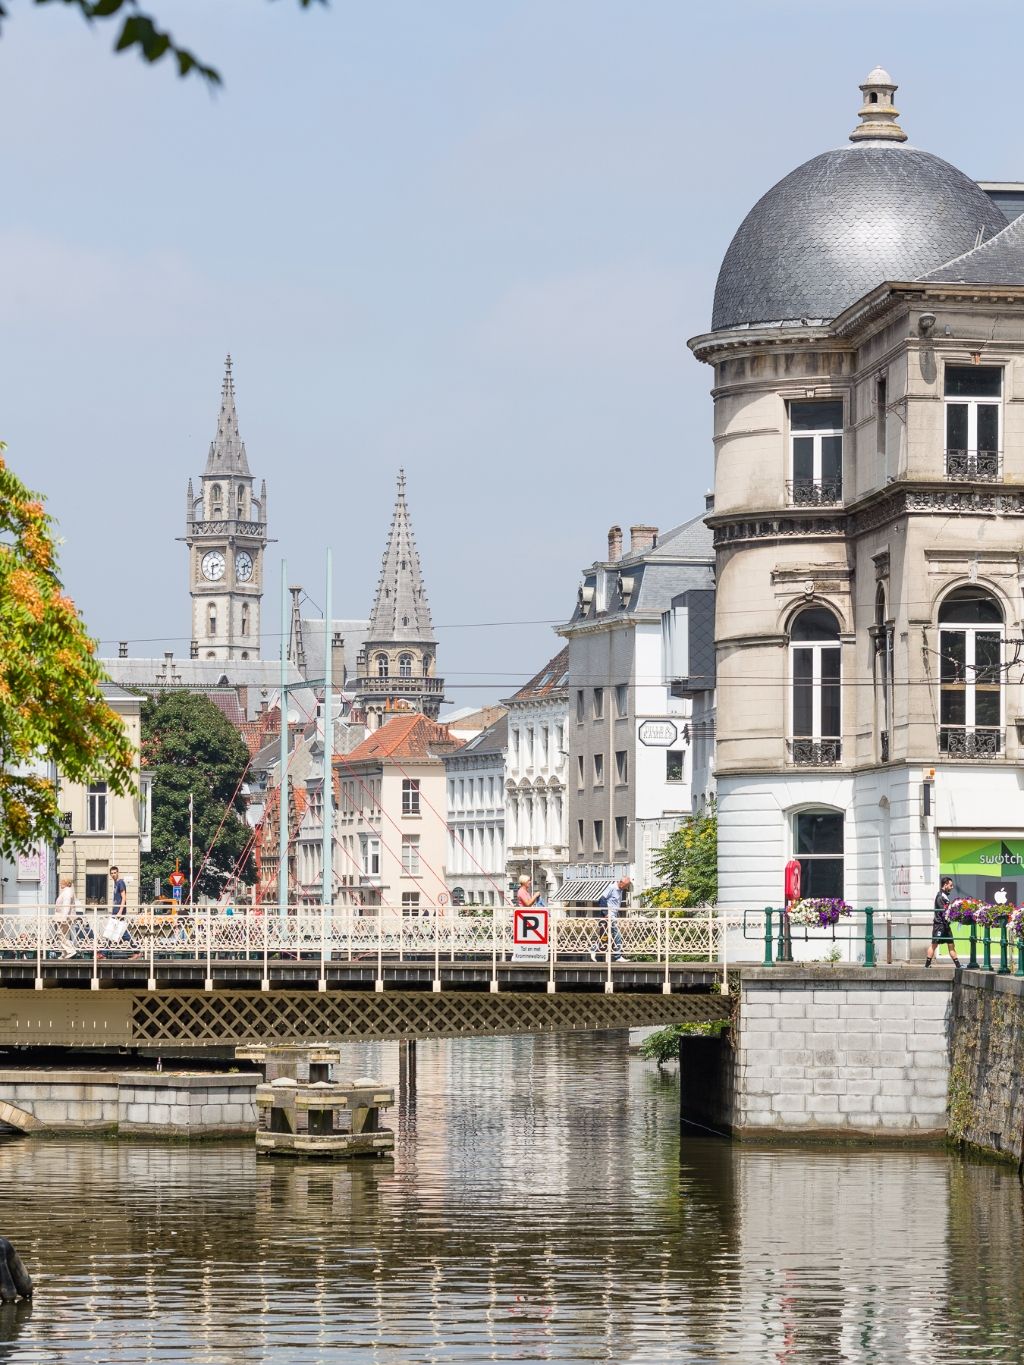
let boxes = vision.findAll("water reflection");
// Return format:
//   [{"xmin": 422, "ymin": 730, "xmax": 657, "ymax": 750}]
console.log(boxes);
[{"xmin": 0, "ymin": 1033, "xmax": 1020, "ymax": 1362}]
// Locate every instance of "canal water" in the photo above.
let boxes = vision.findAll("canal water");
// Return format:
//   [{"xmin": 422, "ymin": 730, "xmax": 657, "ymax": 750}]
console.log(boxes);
[{"xmin": 0, "ymin": 1031, "xmax": 1021, "ymax": 1364}]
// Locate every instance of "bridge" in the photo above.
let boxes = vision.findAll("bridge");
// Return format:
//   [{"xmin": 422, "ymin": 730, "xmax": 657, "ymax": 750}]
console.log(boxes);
[{"xmin": 0, "ymin": 907, "xmax": 732, "ymax": 1047}]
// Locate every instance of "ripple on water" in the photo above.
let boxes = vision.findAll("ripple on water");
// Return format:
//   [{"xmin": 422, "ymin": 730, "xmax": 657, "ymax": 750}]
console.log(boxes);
[{"xmin": 0, "ymin": 1034, "xmax": 1019, "ymax": 1363}]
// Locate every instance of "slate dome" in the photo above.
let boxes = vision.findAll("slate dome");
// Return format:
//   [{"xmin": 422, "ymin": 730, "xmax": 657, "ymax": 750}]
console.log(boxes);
[{"xmin": 711, "ymin": 72, "xmax": 1007, "ymax": 333}]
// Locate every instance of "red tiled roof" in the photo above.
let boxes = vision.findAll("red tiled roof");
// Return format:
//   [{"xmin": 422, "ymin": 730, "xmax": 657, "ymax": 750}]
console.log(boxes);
[
  {"xmin": 338, "ymin": 713, "xmax": 463, "ymax": 765},
  {"xmin": 206, "ymin": 689, "xmax": 246, "ymax": 728},
  {"xmin": 510, "ymin": 646, "xmax": 569, "ymax": 700}
]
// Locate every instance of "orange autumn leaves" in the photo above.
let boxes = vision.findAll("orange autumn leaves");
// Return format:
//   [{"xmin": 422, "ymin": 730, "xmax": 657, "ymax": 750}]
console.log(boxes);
[{"xmin": 0, "ymin": 445, "xmax": 135, "ymax": 857}]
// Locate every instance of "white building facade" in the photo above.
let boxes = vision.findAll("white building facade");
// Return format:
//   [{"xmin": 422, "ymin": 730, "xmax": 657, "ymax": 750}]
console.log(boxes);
[
  {"xmin": 503, "ymin": 650, "xmax": 570, "ymax": 901},
  {"xmin": 444, "ymin": 716, "xmax": 507, "ymax": 907}
]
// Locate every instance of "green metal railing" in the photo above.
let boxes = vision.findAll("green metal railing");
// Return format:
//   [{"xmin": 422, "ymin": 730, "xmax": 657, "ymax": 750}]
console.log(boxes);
[{"xmin": 757, "ymin": 906, "xmax": 1023, "ymax": 973}]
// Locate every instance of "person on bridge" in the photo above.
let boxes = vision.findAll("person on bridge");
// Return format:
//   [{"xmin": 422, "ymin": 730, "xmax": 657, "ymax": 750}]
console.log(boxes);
[
  {"xmin": 517, "ymin": 876, "xmax": 544, "ymax": 909},
  {"xmin": 925, "ymin": 876, "xmax": 961, "ymax": 969},
  {"xmin": 590, "ymin": 877, "xmax": 631, "ymax": 962}
]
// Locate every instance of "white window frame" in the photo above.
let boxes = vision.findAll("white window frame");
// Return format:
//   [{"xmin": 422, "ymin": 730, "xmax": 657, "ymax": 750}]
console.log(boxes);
[
  {"xmin": 402, "ymin": 779, "xmax": 420, "ymax": 816},
  {"xmin": 87, "ymin": 782, "xmax": 108, "ymax": 833},
  {"xmin": 789, "ymin": 401, "xmax": 843, "ymax": 503},
  {"xmin": 939, "ymin": 625, "xmax": 1003, "ymax": 733},
  {"xmin": 360, "ymin": 836, "xmax": 381, "ymax": 878},
  {"xmin": 944, "ymin": 367, "xmax": 1002, "ymax": 457},
  {"xmin": 401, "ymin": 835, "xmax": 420, "ymax": 876}
]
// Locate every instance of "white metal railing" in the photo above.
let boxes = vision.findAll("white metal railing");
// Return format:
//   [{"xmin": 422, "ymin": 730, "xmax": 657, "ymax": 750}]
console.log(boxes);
[{"xmin": 0, "ymin": 904, "xmax": 733, "ymax": 981}]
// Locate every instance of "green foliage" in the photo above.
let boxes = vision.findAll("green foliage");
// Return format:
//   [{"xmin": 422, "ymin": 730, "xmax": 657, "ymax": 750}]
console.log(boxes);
[
  {"xmin": 1, "ymin": 0, "xmax": 326, "ymax": 87},
  {"xmin": 140, "ymin": 691, "xmax": 254, "ymax": 900},
  {"xmin": 0, "ymin": 445, "xmax": 135, "ymax": 858},
  {"xmin": 640, "ymin": 799, "xmax": 718, "ymax": 908},
  {"xmin": 639, "ymin": 1019, "xmax": 729, "ymax": 1064}
]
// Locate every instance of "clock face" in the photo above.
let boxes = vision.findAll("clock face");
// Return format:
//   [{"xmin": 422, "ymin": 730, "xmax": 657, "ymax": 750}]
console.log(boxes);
[
  {"xmin": 201, "ymin": 550, "xmax": 226, "ymax": 581},
  {"xmin": 235, "ymin": 551, "xmax": 254, "ymax": 583}
]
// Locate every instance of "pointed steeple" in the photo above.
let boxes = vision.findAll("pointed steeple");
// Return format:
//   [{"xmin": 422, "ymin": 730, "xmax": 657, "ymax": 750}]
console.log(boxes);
[
  {"xmin": 366, "ymin": 469, "xmax": 435, "ymax": 644},
  {"xmin": 204, "ymin": 354, "xmax": 250, "ymax": 475}
]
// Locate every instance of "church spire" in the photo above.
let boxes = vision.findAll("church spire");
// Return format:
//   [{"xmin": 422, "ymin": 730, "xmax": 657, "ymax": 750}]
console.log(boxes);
[
  {"xmin": 204, "ymin": 353, "xmax": 250, "ymax": 475},
  {"xmin": 366, "ymin": 469, "xmax": 435, "ymax": 644}
]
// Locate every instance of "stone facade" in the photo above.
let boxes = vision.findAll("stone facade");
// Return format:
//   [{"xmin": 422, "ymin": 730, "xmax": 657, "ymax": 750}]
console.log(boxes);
[
  {"xmin": 443, "ymin": 716, "xmax": 507, "ymax": 906},
  {"xmin": 691, "ymin": 70, "xmax": 1024, "ymax": 911},
  {"xmin": 948, "ymin": 972, "xmax": 1024, "ymax": 1162},
  {"xmin": 503, "ymin": 648, "xmax": 570, "ymax": 900}
]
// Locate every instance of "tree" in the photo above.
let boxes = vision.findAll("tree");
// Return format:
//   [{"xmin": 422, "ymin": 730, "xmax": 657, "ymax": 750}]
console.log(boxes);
[
  {"xmin": 0, "ymin": 0, "xmax": 324, "ymax": 88},
  {"xmin": 641, "ymin": 799, "xmax": 718, "ymax": 909},
  {"xmin": 140, "ymin": 691, "xmax": 254, "ymax": 900},
  {"xmin": 0, "ymin": 444, "xmax": 135, "ymax": 858}
]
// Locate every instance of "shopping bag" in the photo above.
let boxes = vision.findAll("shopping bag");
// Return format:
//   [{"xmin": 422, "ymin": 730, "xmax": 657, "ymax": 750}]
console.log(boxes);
[{"xmin": 102, "ymin": 916, "xmax": 126, "ymax": 944}]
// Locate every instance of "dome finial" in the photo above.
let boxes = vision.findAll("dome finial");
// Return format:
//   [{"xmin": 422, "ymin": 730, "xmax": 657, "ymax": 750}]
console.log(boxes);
[{"xmin": 849, "ymin": 66, "xmax": 907, "ymax": 143}]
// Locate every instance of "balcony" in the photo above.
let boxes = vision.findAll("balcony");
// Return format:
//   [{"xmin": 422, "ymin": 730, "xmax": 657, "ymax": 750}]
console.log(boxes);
[
  {"xmin": 354, "ymin": 676, "xmax": 445, "ymax": 696},
  {"xmin": 945, "ymin": 449, "xmax": 1002, "ymax": 482},
  {"xmin": 788, "ymin": 738, "xmax": 842, "ymax": 766},
  {"xmin": 939, "ymin": 726, "xmax": 1002, "ymax": 758},
  {"xmin": 786, "ymin": 479, "xmax": 843, "ymax": 507}
]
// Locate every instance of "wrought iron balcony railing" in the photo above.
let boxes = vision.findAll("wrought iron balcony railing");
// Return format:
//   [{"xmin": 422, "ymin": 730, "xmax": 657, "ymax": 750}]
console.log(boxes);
[
  {"xmin": 787, "ymin": 479, "xmax": 844, "ymax": 507},
  {"xmin": 939, "ymin": 726, "xmax": 1002, "ymax": 758},
  {"xmin": 788, "ymin": 737, "xmax": 842, "ymax": 766},
  {"xmin": 945, "ymin": 449, "xmax": 1002, "ymax": 482}
]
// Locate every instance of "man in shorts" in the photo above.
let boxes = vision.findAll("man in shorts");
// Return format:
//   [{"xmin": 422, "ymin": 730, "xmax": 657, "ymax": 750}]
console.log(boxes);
[{"xmin": 926, "ymin": 876, "xmax": 961, "ymax": 968}]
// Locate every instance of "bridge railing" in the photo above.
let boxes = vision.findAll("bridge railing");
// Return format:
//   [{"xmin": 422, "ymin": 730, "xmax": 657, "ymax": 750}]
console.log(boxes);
[{"xmin": 0, "ymin": 904, "xmax": 739, "ymax": 979}]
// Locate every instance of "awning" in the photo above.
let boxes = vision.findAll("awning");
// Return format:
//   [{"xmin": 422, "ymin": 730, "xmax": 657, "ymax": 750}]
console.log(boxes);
[{"xmin": 556, "ymin": 878, "xmax": 611, "ymax": 904}]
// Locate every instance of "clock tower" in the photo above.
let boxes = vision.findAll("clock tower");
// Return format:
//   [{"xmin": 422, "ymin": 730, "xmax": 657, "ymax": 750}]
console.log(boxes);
[{"xmin": 184, "ymin": 356, "xmax": 268, "ymax": 661}]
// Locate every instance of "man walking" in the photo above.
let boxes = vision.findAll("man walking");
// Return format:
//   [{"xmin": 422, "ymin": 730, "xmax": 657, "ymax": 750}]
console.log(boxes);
[
  {"xmin": 926, "ymin": 875, "xmax": 961, "ymax": 969},
  {"xmin": 590, "ymin": 876, "xmax": 631, "ymax": 962}
]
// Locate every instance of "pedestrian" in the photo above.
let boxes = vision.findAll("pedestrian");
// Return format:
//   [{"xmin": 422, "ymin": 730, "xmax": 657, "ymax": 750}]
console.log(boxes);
[
  {"xmin": 590, "ymin": 876, "xmax": 632, "ymax": 962},
  {"xmin": 517, "ymin": 875, "xmax": 542, "ymax": 909},
  {"xmin": 54, "ymin": 877, "xmax": 79, "ymax": 958},
  {"xmin": 926, "ymin": 876, "xmax": 961, "ymax": 968},
  {"xmin": 104, "ymin": 865, "xmax": 135, "ymax": 955}
]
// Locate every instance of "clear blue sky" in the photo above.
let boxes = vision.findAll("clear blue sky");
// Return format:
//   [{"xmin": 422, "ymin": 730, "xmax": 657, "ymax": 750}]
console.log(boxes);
[{"xmin": 3, "ymin": 0, "xmax": 1021, "ymax": 703}]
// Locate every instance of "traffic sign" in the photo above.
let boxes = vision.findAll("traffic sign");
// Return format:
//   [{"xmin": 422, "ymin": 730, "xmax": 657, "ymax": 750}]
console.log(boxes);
[
  {"xmin": 171, "ymin": 883, "xmax": 183, "ymax": 902},
  {"xmin": 169, "ymin": 871, "xmax": 186, "ymax": 888},
  {"xmin": 437, "ymin": 891, "xmax": 450, "ymax": 908},
  {"xmin": 512, "ymin": 908, "xmax": 549, "ymax": 962}
]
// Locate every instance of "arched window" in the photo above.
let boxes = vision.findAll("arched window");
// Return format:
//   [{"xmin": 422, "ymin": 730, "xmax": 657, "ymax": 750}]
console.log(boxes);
[
  {"xmin": 207, "ymin": 606, "xmax": 217, "ymax": 638},
  {"xmin": 939, "ymin": 587, "xmax": 1003, "ymax": 756},
  {"xmin": 210, "ymin": 483, "xmax": 222, "ymax": 515},
  {"xmin": 376, "ymin": 653, "xmax": 389, "ymax": 678},
  {"xmin": 423, "ymin": 657, "xmax": 431, "ymax": 677},
  {"xmin": 398, "ymin": 653, "xmax": 413, "ymax": 678},
  {"xmin": 789, "ymin": 607, "xmax": 841, "ymax": 764},
  {"xmin": 241, "ymin": 603, "xmax": 250, "ymax": 637},
  {"xmin": 873, "ymin": 585, "xmax": 893, "ymax": 762},
  {"xmin": 794, "ymin": 809, "xmax": 845, "ymax": 898},
  {"xmin": 236, "ymin": 487, "xmax": 247, "ymax": 517}
]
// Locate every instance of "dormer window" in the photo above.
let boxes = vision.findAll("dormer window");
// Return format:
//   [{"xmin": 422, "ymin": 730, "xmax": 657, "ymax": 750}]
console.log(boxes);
[{"xmin": 788, "ymin": 400, "xmax": 843, "ymax": 506}]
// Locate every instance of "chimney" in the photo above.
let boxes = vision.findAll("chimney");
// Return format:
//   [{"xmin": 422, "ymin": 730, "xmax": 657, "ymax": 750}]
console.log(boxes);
[
  {"xmin": 607, "ymin": 525, "xmax": 623, "ymax": 562},
  {"xmin": 118, "ymin": 640, "xmax": 128, "ymax": 658},
  {"xmin": 331, "ymin": 630, "xmax": 346, "ymax": 681},
  {"xmin": 629, "ymin": 525, "xmax": 658, "ymax": 555},
  {"xmin": 704, "ymin": 490, "xmax": 715, "ymax": 512}
]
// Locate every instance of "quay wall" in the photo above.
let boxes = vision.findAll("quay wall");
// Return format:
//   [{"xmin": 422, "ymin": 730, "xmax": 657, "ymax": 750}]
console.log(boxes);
[
  {"xmin": 682, "ymin": 967, "xmax": 952, "ymax": 1141},
  {"xmin": 948, "ymin": 972, "xmax": 1024, "ymax": 1163},
  {"xmin": 0, "ymin": 1071, "xmax": 258, "ymax": 1137}
]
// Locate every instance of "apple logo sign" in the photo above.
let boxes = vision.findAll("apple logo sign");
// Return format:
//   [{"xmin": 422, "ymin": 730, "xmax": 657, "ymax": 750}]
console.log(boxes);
[{"xmin": 995, "ymin": 887, "xmax": 1009, "ymax": 905}]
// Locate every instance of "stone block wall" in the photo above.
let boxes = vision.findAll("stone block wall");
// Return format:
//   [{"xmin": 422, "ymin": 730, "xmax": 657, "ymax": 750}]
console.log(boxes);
[
  {"xmin": 949, "ymin": 972, "xmax": 1024, "ymax": 1162},
  {"xmin": 0, "ymin": 1070, "xmax": 258, "ymax": 1138},
  {"xmin": 732, "ymin": 967, "xmax": 952, "ymax": 1140}
]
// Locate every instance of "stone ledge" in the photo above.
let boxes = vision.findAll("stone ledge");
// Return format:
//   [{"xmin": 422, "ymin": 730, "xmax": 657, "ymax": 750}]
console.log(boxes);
[{"xmin": 740, "ymin": 966, "xmax": 952, "ymax": 985}]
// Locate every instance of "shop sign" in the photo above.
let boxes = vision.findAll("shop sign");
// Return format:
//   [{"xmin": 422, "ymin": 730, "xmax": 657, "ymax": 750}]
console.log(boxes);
[
  {"xmin": 939, "ymin": 837, "xmax": 1024, "ymax": 905},
  {"xmin": 638, "ymin": 719, "xmax": 677, "ymax": 748}
]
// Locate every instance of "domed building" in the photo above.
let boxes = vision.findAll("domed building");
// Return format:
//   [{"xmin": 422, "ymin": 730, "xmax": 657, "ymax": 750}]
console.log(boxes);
[{"xmin": 690, "ymin": 69, "xmax": 1024, "ymax": 926}]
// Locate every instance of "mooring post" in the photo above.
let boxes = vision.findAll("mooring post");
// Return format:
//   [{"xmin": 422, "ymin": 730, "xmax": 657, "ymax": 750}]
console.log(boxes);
[
  {"xmin": 864, "ymin": 907, "xmax": 875, "ymax": 968},
  {"xmin": 763, "ymin": 908, "xmax": 774, "ymax": 966}
]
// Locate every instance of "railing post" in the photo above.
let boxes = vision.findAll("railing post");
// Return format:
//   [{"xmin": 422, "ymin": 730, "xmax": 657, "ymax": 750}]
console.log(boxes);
[
  {"xmin": 375, "ymin": 908, "xmax": 384, "ymax": 992},
  {"xmin": 998, "ymin": 918, "xmax": 1010, "ymax": 975},
  {"xmin": 864, "ymin": 907, "xmax": 875, "ymax": 968},
  {"xmin": 204, "ymin": 904, "xmax": 212, "ymax": 990},
  {"xmin": 148, "ymin": 910, "xmax": 156, "ymax": 991},
  {"xmin": 490, "ymin": 902, "xmax": 498, "ymax": 992},
  {"xmin": 776, "ymin": 906, "xmax": 787, "ymax": 963},
  {"xmin": 432, "ymin": 904, "xmax": 441, "ymax": 992},
  {"xmin": 318, "ymin": 902, "xmax": 327, "ymax": 992},
  {"xmin": 261, "ymin": 907, "xmax": 270, "ymax": 991},
  {"xmin": 967, "ymin": 920, "xmax": 979, "ymax": 970},
  {"xmin": 35, "ymin": 902, "xmax": 43, "ymax": 990},
  {"xmin": 982, "ymin": 922, "xmax": 993, "ymax": 973},
  {"xmin": 1016, "ymin": 930, "xmax": 1024, "ymax": 978},
  {"xmin": 91, "ymin": 905, "xmax": 100, "ymax": 989},
  {"xmin": 663, "ymin": 906, "xmax": 671, "ymax": 994},
  {"xmin": 547, "ymin": 908, "xmax": 556, "ymax": 994},
  {"xmin": 763, "ymin": 908, "xmax": 774, "ymax": 966}
]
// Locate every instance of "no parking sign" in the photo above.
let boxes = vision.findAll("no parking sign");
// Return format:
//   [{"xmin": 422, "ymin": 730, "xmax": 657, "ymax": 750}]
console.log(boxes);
[{"xmin": 512, "ymin": 907, "xmax": 549, "ymax": 962}]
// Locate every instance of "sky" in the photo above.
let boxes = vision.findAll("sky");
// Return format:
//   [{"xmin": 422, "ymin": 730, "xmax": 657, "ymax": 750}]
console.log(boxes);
[{"xmin": 3, "ymin": 0, "xmax": 1023, "ymax": 707}]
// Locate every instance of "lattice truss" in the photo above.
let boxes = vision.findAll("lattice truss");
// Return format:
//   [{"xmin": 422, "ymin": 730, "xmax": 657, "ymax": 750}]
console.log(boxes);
[{"xmin": 130, "ymin": 989, "xmax": 730, "ymax": 1044}]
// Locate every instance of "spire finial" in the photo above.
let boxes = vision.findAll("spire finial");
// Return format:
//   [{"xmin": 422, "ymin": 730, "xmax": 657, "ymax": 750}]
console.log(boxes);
[
  {"xmin": 397, "ymin": 467, "xmax": 406, "ymax": 496},
  {"xmin": 849, "ymin": 66, "xmax": 907, "ymax": 143}
]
